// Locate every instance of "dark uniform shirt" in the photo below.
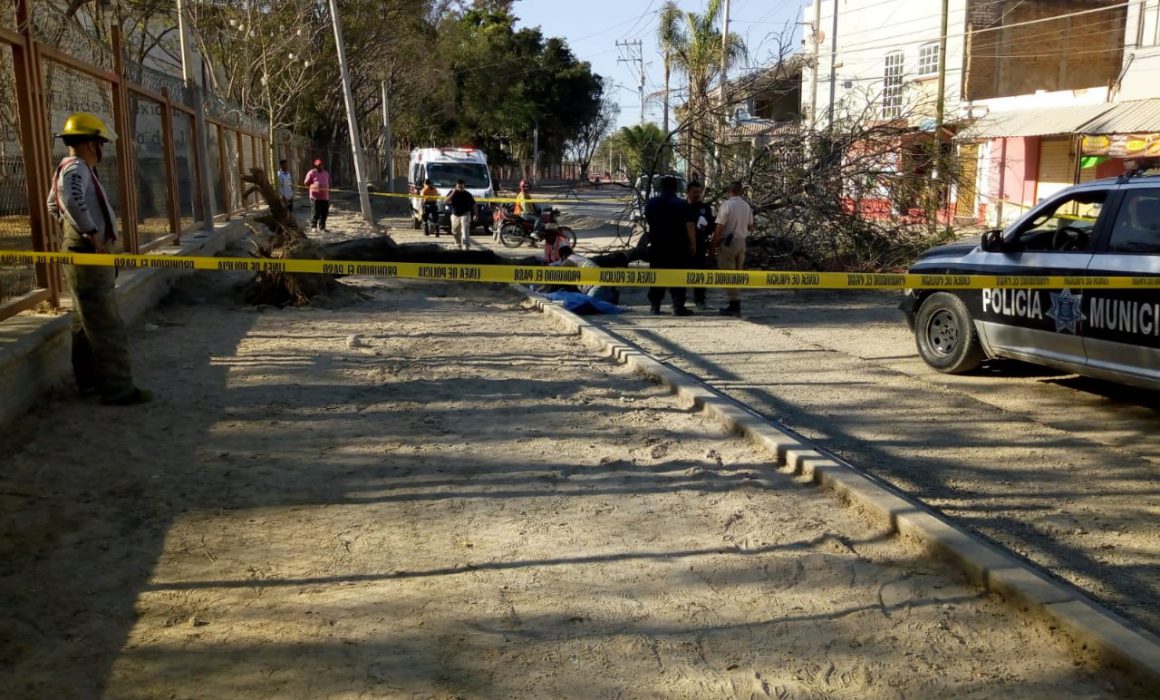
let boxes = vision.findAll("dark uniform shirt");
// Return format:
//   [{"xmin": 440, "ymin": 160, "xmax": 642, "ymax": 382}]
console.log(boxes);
[
  {"xmin": 688, "ymin": 201, "xmax": 716, "ymax": 257},
  {"xmin": 644, "ymin": 193, "xmax": 693, "ymax": 261},
  {"xmin": 447, "ymin": 189, "xmax": 476, "ymax": 216}
]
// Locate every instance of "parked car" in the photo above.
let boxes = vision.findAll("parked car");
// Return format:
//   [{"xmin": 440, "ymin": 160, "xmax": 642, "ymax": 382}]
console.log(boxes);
[
  {"xmin": 634, "ymin": 173, "xmax": 687, "ymax": 201},
  {"xmin": 900, "ymin": 164, "xmax": 1160, "ymax": 390}
]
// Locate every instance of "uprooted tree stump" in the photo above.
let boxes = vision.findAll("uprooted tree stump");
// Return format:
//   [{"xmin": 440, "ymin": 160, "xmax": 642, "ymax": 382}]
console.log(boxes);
[{"xmin": 241, "ymin": 167, "xmax": 336, "ymax": 306}]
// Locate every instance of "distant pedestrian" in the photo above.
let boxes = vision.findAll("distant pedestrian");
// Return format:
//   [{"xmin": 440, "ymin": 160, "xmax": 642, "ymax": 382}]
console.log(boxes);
[
  {"xmin": 710, "ymin": 180, "xmax": 756, "ymax": 317},
  {"xmin": 685, "ymin": 181, "xmax": 715, "ymax": 310},
  {"xmin": 304, "ymin": 158, "xmax": 330, "ymax": 231},
  {"xmin": 46, "ymin": 112, "xmax": 152, "ymax": 405},
  {"xmin": 643, "ymin": 175, "xmax": 696, "ymax": 316},
  {"xmin": 277, "ymin": 159, "xmax": 294, "ymax": 211},
  {"xmin": 445, "ymin": 179, "xmax": 476, "ymax": 250}
]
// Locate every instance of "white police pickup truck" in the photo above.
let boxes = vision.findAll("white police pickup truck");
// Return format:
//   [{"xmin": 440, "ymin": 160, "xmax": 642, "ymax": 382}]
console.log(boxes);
[{"xmin": 901, "ymin": 166, "xmax": 1160, "ymax": 390}]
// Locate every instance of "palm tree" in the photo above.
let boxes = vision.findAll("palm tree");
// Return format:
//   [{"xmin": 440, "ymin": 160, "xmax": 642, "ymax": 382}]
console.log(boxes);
[
  {"xmin": 617, "ymin": 123, "xmax": 671, "ymax": 176},
  {"xmin": 657, "ymin": 0, "xmax": 746, "ymax": 179}
]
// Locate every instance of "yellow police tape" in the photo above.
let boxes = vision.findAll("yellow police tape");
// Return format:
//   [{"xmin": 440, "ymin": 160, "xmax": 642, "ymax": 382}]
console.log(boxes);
[
  {"xmin": 296, "ymin": 186, "xmax": 630, "ymax": 206},
  {"xmin": 4, "ymin": 251, "xmax": 1160, "ymax": 290}
]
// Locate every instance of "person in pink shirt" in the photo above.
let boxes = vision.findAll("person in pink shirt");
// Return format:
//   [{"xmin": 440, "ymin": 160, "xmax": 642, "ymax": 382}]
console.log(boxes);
[{"xmin": 303, "ymin": 158, "xmax": 331, "ymax": 231}]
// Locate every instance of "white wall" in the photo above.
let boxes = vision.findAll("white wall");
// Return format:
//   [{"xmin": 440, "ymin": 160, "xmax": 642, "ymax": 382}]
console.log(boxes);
[
  {"xmin": 800, "ymin": 0, "xmax": 968, "ymax": 131},
  {"xmin": 1117, "ymin": 0, "xmax": 1160, "ymax": 101}
]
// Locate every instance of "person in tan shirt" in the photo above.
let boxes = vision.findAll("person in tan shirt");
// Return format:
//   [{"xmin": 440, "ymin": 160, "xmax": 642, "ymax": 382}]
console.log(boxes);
[{"xmin": 709, "ymin": 180, "xmax": 755, "ymax": 317}]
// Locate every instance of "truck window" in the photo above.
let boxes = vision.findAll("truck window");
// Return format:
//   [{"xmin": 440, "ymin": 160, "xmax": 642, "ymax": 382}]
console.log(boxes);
[
  {"xmin": 427, "ymin": 163, "xmax": 489, "ymax": 189},
  {"xmin": 1108, "ymin": 190, "xmax": 1160, "ymax": 254},
  {"xmin": 1013, "ymin": 190, "xmax": 1107, "ymax": 252}
]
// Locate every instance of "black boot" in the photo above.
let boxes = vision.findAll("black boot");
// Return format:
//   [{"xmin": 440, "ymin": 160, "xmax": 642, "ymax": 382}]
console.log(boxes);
[{"xmin": 719, "ymin": 301, "xmax": 741, "ymax": 317}]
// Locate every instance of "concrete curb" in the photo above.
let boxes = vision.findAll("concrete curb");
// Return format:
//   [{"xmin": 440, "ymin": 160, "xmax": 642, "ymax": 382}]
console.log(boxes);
[{"xmin": 522, "ymin": 289, "xmax": 1160, "ymax": 689}]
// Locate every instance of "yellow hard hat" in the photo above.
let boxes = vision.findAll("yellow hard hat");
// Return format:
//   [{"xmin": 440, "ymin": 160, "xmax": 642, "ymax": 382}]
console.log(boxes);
[{"xmin": 56, "ymin": 112, "xmax": 117, "ymax": 142}]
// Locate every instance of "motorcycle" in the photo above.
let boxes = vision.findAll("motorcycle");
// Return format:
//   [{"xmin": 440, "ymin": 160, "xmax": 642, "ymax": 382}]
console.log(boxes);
[{"xmin": 496, "ymin": 204, "xmax": 577, "ymax": 249}]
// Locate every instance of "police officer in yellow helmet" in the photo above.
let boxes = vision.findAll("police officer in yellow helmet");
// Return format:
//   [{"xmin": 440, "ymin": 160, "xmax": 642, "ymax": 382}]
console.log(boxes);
[{"xmin": 46, "ymin": 112, "xmax": 152, "ymax": 405}]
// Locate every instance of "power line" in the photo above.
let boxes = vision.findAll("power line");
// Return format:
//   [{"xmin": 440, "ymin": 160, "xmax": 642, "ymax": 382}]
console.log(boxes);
[
  {"xmin": 571, "ymin": 13, "xmax": 659, "ymax": 44},
  {"xmin": 817, "ymin": 2, "xmax": 1128, "ymax": 56},
  {"xmin": 619, "ymin": 0, "xmax": 659, "ymax": 40},
  {"xmin": 832, "ymin": 14, "xmax": 1127, "ymax": 56}
]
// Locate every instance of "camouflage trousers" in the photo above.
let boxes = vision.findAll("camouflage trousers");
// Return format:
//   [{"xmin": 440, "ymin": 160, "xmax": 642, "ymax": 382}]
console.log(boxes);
[{"xmin": 62, "ymin": 224, "xmax": 135, "ymax": 400}]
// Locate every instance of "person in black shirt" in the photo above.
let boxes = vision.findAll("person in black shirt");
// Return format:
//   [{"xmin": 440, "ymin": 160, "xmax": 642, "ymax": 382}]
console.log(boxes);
[
  {"xmin": 686, "ymin": 181, "xmax": 716, "ymax": 310},
  {"xmin": 444, "ymin": 179, "xmax": 476, "ymax": 250},
  {"xmin": 643, "ymin": 176, "xmax": 696, "ymax": 315}
]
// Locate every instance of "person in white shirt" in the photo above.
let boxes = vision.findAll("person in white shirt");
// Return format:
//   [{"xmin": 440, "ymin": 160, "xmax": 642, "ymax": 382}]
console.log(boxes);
[
  {"xmin": 709, "ymin": 180, "xmax": 756, "ymax": 317},
  {"xmin": 277, "ymin": 159, "xmax": 294, "ymax": 211}
]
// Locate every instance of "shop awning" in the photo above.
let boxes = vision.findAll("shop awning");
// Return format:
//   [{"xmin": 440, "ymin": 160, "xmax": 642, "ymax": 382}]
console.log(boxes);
[
  {"xmin": 955, "ymin": 103, "xmax": 1113, "ymax": 140},
  {"xmin": 1078, "ymin": 99, "xmax": 1160, "ymax": 157},
  {"xmin": 1078, "ymin": 98, "xmax": 1160, "ymax": 134}
]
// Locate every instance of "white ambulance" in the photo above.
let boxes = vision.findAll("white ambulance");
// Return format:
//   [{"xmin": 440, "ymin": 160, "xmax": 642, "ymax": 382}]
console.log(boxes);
[{"xmin": 408, "ymin": 147, "xmax": 495, "ymax": 235}]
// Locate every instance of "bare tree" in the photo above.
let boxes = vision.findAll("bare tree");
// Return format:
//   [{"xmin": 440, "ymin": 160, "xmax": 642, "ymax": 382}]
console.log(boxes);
[{"xmin": 566, "ymin": 99, "xmax": 619, "ymax": 183}]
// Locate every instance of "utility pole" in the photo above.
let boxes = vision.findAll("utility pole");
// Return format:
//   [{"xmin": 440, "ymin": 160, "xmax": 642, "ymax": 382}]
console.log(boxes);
[
  {"xmin": 617, "ymin": 39, "xmax": 645, "ymax": 125},
  {"xmin": 714, "ymin": 0, "xmax": 732, "ymax": 181},
  {"xmin": 662, "ymin": 43, "xmax": 671, "ymax": 139},
  {"xmin": 176, "ymin": 0, "xmax": 215, "ymax": 230},
  {"xmin": 327, "ymin": 0, "xmax": 373, "ymax": 222},
  {"xmin": 718, "ymin": 0, "xmax": 731, "ymax": 110},
  {"xmin": 933, "ymin": 0, "xmax": 950, "ymax": 180},
  {"xmin": 381, "ymin": 79, "xmax": 394, "ymax": 192},
  {"xmin": 532, "ymin": 121, "xmax": 539, "ymax": 182},
  {"xmin": 827, "ymin": 0, "xmax": 838, "ymax": 135},
  {"xmin": 810, "ymin": 0, "xmax": 821, "ymax": 130}
]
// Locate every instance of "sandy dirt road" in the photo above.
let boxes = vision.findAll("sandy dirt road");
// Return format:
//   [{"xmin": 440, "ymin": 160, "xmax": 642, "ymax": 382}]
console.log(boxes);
[
  {"xmin": 590, "ymin": 284, "xmax": 1160, "ymax": 643},
  {"xmin": 0, "ymin": 214, "xmax": 1134, "ymax": 698}
]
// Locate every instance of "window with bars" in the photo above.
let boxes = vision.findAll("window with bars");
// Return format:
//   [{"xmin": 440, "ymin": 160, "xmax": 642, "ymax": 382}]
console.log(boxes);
[
  {"xmin": 918, "ymin": 42, "xmax": 940, "ymax": 76},
  {"xmin": 882, "ymin": 51, "xmax": 904, "ymax": 119},
  {"xmin": 1141, "ymin": 0, "xmax": 1160, "ymax": 47}
]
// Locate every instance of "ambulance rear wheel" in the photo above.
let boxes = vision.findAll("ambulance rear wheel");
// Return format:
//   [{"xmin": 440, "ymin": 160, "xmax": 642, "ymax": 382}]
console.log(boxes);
[{"xmin": 915, "ymin": 292, "xmax": 984, "ymax": 374}]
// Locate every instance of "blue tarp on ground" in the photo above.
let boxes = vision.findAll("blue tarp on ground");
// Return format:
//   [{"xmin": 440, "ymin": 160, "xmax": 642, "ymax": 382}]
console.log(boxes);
[{"xmin": 543, "ymin": 291, "xmax": 624, "ymax": 315}]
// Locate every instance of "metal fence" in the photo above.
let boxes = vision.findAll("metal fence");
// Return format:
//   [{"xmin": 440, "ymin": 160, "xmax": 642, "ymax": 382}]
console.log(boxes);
[{"xmin": 0, "ymin": 0, "xmax": 272, "ymax": 319}]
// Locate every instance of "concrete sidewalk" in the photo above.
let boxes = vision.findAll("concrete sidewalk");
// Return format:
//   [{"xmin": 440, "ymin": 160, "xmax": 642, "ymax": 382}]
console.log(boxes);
[{"xmin": 0, "ymin": 264, "xmax": 1133, "ymax": 697}]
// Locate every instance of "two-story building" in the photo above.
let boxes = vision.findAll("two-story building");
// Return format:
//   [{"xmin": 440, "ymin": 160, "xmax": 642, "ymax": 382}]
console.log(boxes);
[{"xmin": 800, "ymin": 0, "xmax": 1160, "ymax": 227}]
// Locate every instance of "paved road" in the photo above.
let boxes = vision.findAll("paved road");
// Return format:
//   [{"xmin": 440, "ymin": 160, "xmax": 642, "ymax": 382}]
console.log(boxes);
[{"xmin": 584, "ymin": 284, "xmax": 1160, "ymax": 640}]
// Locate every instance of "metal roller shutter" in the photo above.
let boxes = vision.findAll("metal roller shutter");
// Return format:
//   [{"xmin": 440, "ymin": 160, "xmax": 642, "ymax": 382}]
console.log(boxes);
[{"xmin": 1035, "ymin": 138, "xmax": 1072, "ymax": 202}]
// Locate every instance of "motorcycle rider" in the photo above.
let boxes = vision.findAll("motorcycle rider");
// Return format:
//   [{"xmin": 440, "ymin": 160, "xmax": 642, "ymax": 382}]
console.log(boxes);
[{"xmin": 514, "ymin": 180, "xmax": 544, "ymax": 237}]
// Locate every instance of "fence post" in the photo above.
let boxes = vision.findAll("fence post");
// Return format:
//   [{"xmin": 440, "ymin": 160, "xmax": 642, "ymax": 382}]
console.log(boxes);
[
  {"xmin": 188, "ymin": 90, "xmax": 214, "ymax": 231},
  {"xmin": 215, "ymin": 123, "xmax": 229, "ymax": 220},
  {"xmin": 235, "ymin": 129, "xmax": 244, "ymax": 209},
  {"xmin": 109, "ymin": 27, "xmax": 138, "ymax": 254},
  {"xmin": 12, "ymin": 0, "xmax": 59, "ymax": 305},
  {"xmin": 159, "ymin": 88, "xmax": 181, "ymax": 241}
]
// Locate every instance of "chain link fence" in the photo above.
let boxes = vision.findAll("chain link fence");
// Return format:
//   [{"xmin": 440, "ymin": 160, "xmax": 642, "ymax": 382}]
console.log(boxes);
[
  {"xmin": 172, "ymin": 111, "xmax": 197, "ymax": 229},
  {"xmin": 1, "ymin": 1, "xmax": 283, "ymax": 318},
  {"xmin": 0, "ymin": 40, "xmax": 33, "ymax": 304},
  {"xmin": 128, "ymin": 92, "xmax": 170, "ymax": 247}
]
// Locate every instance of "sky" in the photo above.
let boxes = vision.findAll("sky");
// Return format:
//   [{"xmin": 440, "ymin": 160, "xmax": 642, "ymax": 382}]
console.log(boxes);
[{"xmin": 513, "ymin": 0, "xmax": 806, "ymax": 130}]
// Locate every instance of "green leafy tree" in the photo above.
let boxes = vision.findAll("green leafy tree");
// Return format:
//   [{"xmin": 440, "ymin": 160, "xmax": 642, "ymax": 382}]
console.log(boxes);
[{"xmin": 429, "ymin": 7, "xmax": 604, "ymax": 173}]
